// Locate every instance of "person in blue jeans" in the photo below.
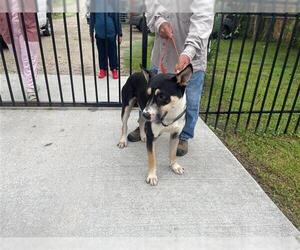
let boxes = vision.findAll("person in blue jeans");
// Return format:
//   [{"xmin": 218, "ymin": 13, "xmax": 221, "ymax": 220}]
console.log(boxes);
[
  {"xmin": 89, "ymin": 12, "xmax": 122, "ymax": 79},
  {"xmin": 128, "ymin": 9, "xmax": 214, "ymax": 156}
]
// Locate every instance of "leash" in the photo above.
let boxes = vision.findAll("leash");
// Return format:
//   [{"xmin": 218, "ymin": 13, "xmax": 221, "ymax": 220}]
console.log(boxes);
[
  {"xmin": 171, "ymin": 36, "xmax": 180, "ymax": 58},
  {"xmin": 159, "ymin": 36, "xmax": 180, "ymax": 74},
  {"xmin": 159, "ymin": 107, "xmax": 187, "ymax": 127}
]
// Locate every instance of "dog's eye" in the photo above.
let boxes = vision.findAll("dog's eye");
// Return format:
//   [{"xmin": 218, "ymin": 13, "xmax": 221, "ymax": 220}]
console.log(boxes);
[
  {"xmin": 158, "ymin": 93, "xmax": 166, "ymax": 100},
  {"xmin": 157, "ymin": 93, "xmax": 170, "ymax": 104}
]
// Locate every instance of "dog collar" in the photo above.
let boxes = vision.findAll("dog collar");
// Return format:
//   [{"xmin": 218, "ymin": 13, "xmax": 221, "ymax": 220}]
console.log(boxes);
[{"xmin": 160, "ymin": 107, "xmax": 187, "ymax": 127}]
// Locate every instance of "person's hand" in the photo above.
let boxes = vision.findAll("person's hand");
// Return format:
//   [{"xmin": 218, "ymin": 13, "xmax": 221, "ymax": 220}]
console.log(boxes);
[
  {"xmin": 159, "ymin": 22, "xmax": 173, "ymax": 39},
  {"xmin": 118, "ymin": 36, "xmax": 122, "ymax": 44},
  {"xmin": 175, "ymin": 54, "xmax": 190, "ymax": 73}
]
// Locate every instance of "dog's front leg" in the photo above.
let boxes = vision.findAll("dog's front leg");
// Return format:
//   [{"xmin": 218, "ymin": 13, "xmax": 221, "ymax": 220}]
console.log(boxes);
[
  {"xmin": 139, "ymin": 116, "xmax": 146, "ymax": 142},
  {"xmin": 169, "ymin": 133, "xmax": 184, "ymax": 175},
  {"xmin": 117, "ymin": 106, "xmax": 130, "ymax": 148},
  {"xmin": 145, "ymin": 123, "xmax": 158, "ymax": 185}
]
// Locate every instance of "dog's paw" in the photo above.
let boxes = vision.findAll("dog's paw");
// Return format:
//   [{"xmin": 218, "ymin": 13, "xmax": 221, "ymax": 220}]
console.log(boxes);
[
  {"xmin": 117, "ymin": 139, "xmax": 128, "ymax": 149},
  {"xmin": 170, "ymin": 163, "xmax": 184, "ymax": 175},
  {"xmin": 146, "ymin": 174, "xmax": 158, "ymax": 186}
]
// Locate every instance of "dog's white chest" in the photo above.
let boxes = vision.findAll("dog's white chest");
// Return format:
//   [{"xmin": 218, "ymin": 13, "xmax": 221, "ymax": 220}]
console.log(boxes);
[{"xmin": 151, "ymin": 117, "xmax": 185, "ymax": 138}]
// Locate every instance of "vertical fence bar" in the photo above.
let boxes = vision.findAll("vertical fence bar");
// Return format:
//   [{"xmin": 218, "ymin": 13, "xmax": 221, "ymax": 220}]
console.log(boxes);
[
  {"xmin": 104, "ymin": 12, "xmax": 110, "ymax": 103},
  {"xmin": 129, "ymin": 23, "xmax": 133, "ymax": 75},
  {"xmin": 48, "ymin": 14, "xmax": 64, "ymax": 104},
  {"xmin": 214, "ymin": 14, "xmax": 237, "ymax": 130},
  {"xmin": 224, "ymin": 14, "xmax": 250, "ymax": 131},
  {"xmin": 265, "ymin": 15, "xmax": 299, "ymax": 132},
  {"xmin": 89, "ymin": 0, "xmax": 98, "ymax": 103},
  {"xmin": 117, "ymin": 13, "xmax": 121, "ymax": 103},
  {"xmin": 276, "ymin": 47, "xmax": 300, "ymax": 132},
  {"xmin": 205, "ymin": 13, "xmax": 224, "ymax": 122},
  {"xmin": 0, "ymin": 41, "xmax": 15, "ymax": 104},
  {"xmin": 245, "ymin": 15, "xmax": 275, "ymax": 131},
  {"xmin": 76, "ymin": 13, "xmax": 87, "ymax": 103},
  {"xmin": 284, "ymin": 84, "xmax": 300, "ymax": 134},
  {"xmin": 207, "ymin": 35, "xmax": 211, "ymax": 58},
  {"xmin": 5, "ymin": 12, "xmax": 27, "ymax": 103},
  {"xmin": 91, "ymin": 30, "xmax": 99, "ymax": 103},
  {"xmin": 63, "ymin": 13, "xmax": 75, "ymax": 104},
  {"xmin": 142, "ymin": 13, "xmax": 148, "ymax": 68},
  {"xmin": 235, "ymin": 14, "xmax": 263, "ymax": 133},
  {"xmin": 255, "ymin": 15, "xmax": 287, "ymax": 132},
  {"xmin": 35, "ymin": 13, "xmax": 51, "ymax": 104},
  {"xmin": 20, "ymin": 12, "xmax": 40, "ymax": 103}
]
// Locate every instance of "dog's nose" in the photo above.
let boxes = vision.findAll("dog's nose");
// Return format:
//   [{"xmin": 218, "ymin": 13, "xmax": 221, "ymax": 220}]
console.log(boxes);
[{"xmin": 142, "ymin": 111, "xmax": 151, "ymax": 120}]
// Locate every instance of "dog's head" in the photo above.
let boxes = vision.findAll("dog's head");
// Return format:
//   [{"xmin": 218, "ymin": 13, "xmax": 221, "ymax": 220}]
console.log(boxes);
[{"xmin": 141, "ymin": 64, "xmax": 193, "ymax": 123}]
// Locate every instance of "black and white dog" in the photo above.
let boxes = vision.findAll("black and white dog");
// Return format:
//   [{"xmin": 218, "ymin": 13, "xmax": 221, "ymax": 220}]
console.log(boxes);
[{"xmin": 117, "ymin": 64, "xmax": 193, "ymax": 185}]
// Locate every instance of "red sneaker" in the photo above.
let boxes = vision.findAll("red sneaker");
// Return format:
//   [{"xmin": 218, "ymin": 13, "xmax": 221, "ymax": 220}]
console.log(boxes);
[
  {"xmin": 112, "ymin": 69, "xmax": 118, "ymax": 79},
  {"xmin": 98, "ymin": 69, "xmax": 107, "ymax": 79}
]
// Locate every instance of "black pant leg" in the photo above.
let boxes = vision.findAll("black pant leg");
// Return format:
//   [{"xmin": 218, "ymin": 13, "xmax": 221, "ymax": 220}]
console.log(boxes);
[
  {"xmin": 107, "ymin": 36, "xmax": 118, "ymax": 70},
  {"xmin": 96, "ymin": 37, "xmax": 108, "ymax": 70}
]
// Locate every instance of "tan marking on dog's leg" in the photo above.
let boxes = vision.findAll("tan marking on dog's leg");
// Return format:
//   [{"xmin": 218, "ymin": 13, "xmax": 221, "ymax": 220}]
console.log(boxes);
[
  {"xmin": 139, "ymin": 117, "xmax": 146, "ymax": 142},
  {"xmin": 169, "ymin": 135, "xmax": 184, "ymax": 175},
  {"xmin": 146, "ymin": 145, "xmax": 158, "ymax": 186},
  {"xmin": 117, "ymin": 99, "xmax": 135, "ymax": 149}
]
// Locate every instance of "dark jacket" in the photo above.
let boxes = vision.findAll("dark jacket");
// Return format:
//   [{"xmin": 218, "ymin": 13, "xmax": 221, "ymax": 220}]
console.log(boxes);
[{"xmin": 89, "ymin": 13, "xmax": 122, "ymax": 39}]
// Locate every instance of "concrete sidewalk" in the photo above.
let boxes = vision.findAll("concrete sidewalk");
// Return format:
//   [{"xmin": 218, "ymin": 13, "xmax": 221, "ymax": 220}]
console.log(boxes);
[{"xmin": 0, "ymin": 109, "xmax": 299, "ymax": 249}]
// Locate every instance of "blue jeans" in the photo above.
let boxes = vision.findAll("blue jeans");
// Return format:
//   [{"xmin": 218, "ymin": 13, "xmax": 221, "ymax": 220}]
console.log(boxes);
[
  {"xmin": 180, "ymin": 70, "xmax": 205, "ymax": 141},
  {"xmin": 149, "ymin": 67, "xmax": 205, "ymax": 141}
]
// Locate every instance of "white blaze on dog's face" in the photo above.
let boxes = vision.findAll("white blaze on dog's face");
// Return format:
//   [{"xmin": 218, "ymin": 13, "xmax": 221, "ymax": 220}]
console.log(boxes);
[{"xmin": 141, "ymin": 64, "xmax": 193, "ymax": 123}]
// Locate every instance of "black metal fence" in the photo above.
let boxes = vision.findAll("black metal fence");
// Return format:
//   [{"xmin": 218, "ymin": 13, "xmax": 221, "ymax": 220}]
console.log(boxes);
[
  {"xmin": 0, "ymin": 12, "xmax": 299, "ymax": 135},
  {"xmin": 201, "ymin": 13, "xmax": 299, "ymax": 134}
]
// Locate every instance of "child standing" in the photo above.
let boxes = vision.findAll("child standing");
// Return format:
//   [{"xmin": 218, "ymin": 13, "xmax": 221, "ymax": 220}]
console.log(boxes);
[
  {"xmin": 89, "ymin": 12, "xmax": 122, "ymax": 79},
  {"xmin": 0, "ymin": 0, "xmax": 39, "ymax": 101}
]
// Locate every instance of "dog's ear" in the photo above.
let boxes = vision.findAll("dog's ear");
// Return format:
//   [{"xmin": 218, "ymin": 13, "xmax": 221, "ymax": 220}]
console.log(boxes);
[
  {"xmin": 176, "ymin": 64, "xmax": 193, "ymax": 86},
  {"xmin": 140, "ymin": 64, "xmax": 151, "ymax": 83}
]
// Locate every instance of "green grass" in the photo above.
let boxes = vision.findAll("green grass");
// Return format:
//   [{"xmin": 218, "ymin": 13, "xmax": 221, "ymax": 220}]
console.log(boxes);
[
  {"xmin": 218, "ymin": 132, "xmax": 300, "ymax": 229},
  {"xmin": 123, "ymin": 37, "xmax": 300, "ymax": 228}
]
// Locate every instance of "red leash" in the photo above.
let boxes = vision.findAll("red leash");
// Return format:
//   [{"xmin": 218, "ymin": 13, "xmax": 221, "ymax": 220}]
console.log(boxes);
[{"xmin": 159, "ymin": 37, "xmax": 179, "ymax": 74}]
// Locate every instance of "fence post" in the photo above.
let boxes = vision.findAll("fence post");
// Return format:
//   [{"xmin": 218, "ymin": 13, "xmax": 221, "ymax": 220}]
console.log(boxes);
[{"xmin": 142, "ymin": 13, "xmax": 148, "ymax": 68}]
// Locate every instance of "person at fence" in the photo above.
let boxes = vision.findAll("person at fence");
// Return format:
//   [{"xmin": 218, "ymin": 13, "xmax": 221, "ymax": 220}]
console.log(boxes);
[
  {"xmin": 89, "ymin": 11, "xmax": 122, "ymax": 80},
  {"xmin": 0, "ymin": 0, "xmax": 39, "ymax": 101},
  {"xmin": 127, "ymin": 1, "xmax": 214, "ymax": 156}
]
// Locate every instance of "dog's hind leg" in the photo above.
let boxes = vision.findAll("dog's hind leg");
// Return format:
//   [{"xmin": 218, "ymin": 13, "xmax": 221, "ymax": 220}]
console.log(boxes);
[
  {"xmin": 117, "ymin": 98, "xmax": 136, "ymax": 149},
  {"xmin": 169, "ymin": 133, "xmax": 184, "ymax": 175}
]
